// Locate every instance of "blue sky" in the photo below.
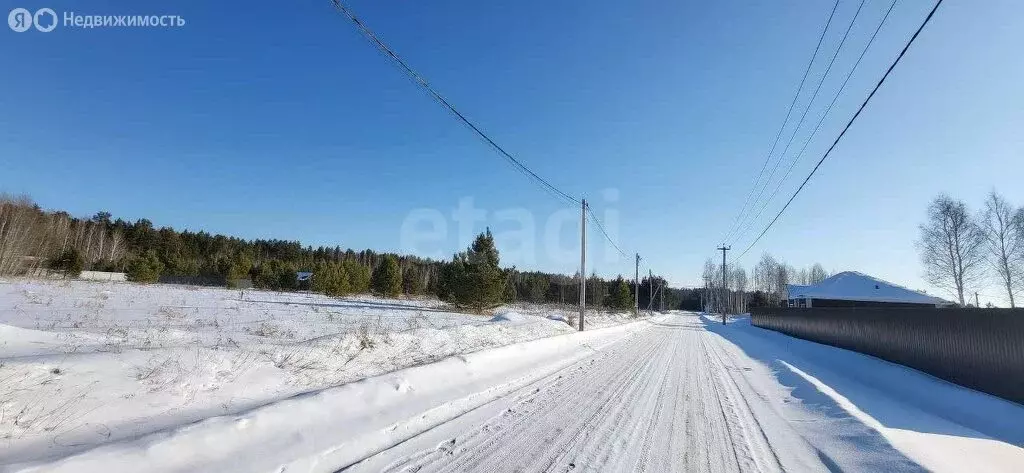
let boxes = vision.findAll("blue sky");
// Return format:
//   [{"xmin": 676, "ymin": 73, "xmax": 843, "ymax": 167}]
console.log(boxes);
[{"xmin": 2, "ymin": 1, "xmax": 1022, "ymax": 304}]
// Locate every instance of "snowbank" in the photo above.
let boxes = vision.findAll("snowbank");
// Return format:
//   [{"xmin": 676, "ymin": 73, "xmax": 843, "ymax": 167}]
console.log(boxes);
[
  {"xmin": 9, "ymin": 319, "xmax": 647, "ymax": 472},
  {"xmin": 705, "ymin": 315, "xmax": 1024, "ymax": 473},
  {"xmin": 0, "ymin": 279, "xmax": 634, "ymax": 465}
]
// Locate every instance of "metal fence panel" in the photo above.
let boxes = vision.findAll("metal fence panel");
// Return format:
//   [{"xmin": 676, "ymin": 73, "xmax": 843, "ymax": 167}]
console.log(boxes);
[{"xmin": 751, "ymin": 307, "xmax": 1024, "ymax": 405}]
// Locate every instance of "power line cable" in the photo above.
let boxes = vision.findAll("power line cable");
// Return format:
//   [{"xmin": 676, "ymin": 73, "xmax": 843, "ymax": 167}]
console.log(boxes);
[
  {"xmin": 732, "ymin": 0, "xmax": 897, "ymax": 249},
  {"xmin": 730, "ymin": 0, "xmax": 882, "ymax": 246},
  {"xmin": 331, "ymin": 1, "xmax": 633, "ymax": 260},
  {"xmin": 722, "ymin": 0, "xmax": 841, "ymax": 243},
  {"xmin": 734, "ymin": 0, "xmax": 945, "ymax": 260},
  {"xmin": 330, "ymin": 0, "xmax": 579, "ymax": 206},
  {"xmin": 730, "ymin": 0, "xmax": 867, "ymax": 245},
  {"xmin": 587, "ymin": 206, "xmax": 629, "ymax": 258}
]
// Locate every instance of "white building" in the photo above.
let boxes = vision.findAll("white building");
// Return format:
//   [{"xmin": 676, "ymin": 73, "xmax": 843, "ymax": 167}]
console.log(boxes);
[{"xmin": 786, "ymin": 271, "xmax": 950, "ymax": 308}]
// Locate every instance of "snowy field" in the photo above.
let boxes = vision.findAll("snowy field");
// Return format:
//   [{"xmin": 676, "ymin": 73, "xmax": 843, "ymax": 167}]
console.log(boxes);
[
  {"xmin": 0, "ymin": 279, "xmax": 635, "ymax": 466},
  {"xmin": 4, "ymin": 282, "xmax": 1022, "ymax": 473}
]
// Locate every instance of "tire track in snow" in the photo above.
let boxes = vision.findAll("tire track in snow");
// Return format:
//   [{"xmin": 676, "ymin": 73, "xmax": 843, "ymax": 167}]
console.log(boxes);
[
  {"xmin": 701, "ymin": 328, "xmax": 784, "ymax": 473},
  {"xmin": 350, "ymin": 314, "xmax": 830, "ymax": 473}
]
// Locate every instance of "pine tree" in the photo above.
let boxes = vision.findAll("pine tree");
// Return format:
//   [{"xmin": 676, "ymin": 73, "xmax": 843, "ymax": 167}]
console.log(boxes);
[
  {"xmin": 344, "ymin": 260, "xmax": 371, "ymax": 293},
  {"xmin": 312, "ymin": 261, "xmax": 352, "ymax": 297},
  {"xmin": 608, "ymin": 276, "xmax": 633, "ymax": 310},
  {"xmin": 126, "ymin": 250, "xmax": 164, "ymax": 283},
  {"xmin": 403, "ymin": 264, "xmax": 426, "ymax": 295},
  {"xmin": 371, "ymin": 255, "xmax": 402, "ymax": 297},
  {"xmin": 443, "ymin": 229, "xmax": 504, "ymax": 311}
]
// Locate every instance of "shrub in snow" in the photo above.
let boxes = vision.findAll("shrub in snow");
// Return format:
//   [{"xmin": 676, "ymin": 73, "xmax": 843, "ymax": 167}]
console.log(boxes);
[{"xmin": 48, "ymin": 247, "xmax": 84, "ymax": 278}]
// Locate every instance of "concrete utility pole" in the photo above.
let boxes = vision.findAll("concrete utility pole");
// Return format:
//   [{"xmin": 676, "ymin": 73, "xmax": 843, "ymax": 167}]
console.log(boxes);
[
  {"xmin": 634, "ymin": 253, "xmax": 640, "ymax": 317},
  {"xmin": 648, "ymin": 269, "xmax": 653, "ymax": 313},
  {"xmin": 975, "ymin": 291, "xmax": 980, "ymax": 308},
  {"xmin": 717, "ymin": 245, "xmax": 730, "ymax": 325},
  {"xmin": 579, "ymin": 199, "xmax": 587, "ymax": 331}
]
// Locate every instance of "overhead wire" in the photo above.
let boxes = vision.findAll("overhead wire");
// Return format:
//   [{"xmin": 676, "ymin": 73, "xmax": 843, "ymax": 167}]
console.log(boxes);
[
  {"xmin": 587, "ymin": 206, "xmax": 629, "ymax": 258},
  {"xmin": 729, "ymin": 0, "xmax": 874, "ymax": 246},
  {"xmin": 734, "ymin": 0, "xmax": 945, "ymax": 260},
  {"xmin": 721, "ymin": 0, "xmax": 842, "ymax": 244},
  {"xmin": 330, "ymin": 0, "xmax": 579, "ymax": 207},
  {"xmin": 730, "ymin": 0, "xmax": 868, "ymax": 245},
  {"xmin": 330, "ymin": 0, "xmax": 634, "ymax": 259},
  {"xmin": 732, "ymin": 0, "xmax": 897, "ymax": 252}
]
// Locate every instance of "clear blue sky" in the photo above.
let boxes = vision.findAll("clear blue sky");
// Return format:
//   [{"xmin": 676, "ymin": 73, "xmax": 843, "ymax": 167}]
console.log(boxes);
[{"xmin": 2, "ymin": 1, "xmax": 1022, "ymax": 304}]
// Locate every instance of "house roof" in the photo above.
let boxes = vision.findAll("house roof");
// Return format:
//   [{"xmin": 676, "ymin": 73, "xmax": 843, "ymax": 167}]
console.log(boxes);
[{"xmin": 787, "ymin": 271, "xmax": 948, "ymax": 305}]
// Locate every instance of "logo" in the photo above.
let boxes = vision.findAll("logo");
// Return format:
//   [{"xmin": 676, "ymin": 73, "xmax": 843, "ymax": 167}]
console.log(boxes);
[
  {"xmin": 8, "ymin": 7, "xmax": 31, "ymax": 32},
  {"xmin": 34, "ymin": 8, "xmax": 56, "ymax": 32},
  {"xmin": 9, "ymin": 7, "xmax": 57, "ymax": 32}
]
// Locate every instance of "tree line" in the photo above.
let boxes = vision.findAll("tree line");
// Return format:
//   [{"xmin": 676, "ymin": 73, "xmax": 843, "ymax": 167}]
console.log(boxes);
[
  {"xmin": 701, "ymin": 254, "xmax": 830, "ymax": 314},
  {"xmin": 918, "ymin": 191, "xmax": 1023, "ymax": 307},
  {"xmin": 0, "ymin": 194, "xmax": 699, "ymax": 312}
]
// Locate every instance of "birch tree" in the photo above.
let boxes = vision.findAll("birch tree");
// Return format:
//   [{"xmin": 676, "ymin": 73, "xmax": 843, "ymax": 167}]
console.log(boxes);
[
  {"xmin": 979, "ymin": 191, "xmax": 1023, "ymax": 308},
  {"xmin": 754, "ymin": 253, "xmax": 779, "ymax": 302},
  {"xmin": 809, "ymin": 263, "xmax": 828, "ymax": 284},
  {"xmin": 732, "ymin": 266, "xmax": 748, "ymax": 313},
  {"xmin": 918, "ymin": 195, "xmax": 986, "ymax": 306},
  {"xmin": 702, "ymin": 258, "xmax": 717, "ymax": 312}
]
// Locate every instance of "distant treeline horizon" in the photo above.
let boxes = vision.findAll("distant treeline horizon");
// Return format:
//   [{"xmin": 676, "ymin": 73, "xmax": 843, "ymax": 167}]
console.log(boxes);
[{"xmin": 0, "ymin": 194, "xmax": 724, "ymax": 311}]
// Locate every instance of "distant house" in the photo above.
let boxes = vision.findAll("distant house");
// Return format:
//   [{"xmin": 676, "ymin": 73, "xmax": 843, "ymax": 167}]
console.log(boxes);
[
  {"xmin": 786, "ymin": 271, "xmax": 950, "ymax": 308},
  {"xmin": 296, "ymin": 271, "xmax": 313, "ymax": 290}
]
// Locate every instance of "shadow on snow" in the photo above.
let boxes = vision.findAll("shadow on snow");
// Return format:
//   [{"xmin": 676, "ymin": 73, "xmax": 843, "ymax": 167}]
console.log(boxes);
[{"xmin": 699, "ymin": 315, "xmax": 1024, "ymax": 452}]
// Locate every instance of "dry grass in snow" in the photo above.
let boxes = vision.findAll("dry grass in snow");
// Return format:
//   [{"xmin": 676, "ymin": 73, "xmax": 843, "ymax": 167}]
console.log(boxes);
[{"xmin": 0, "ymin": 278, "xmax": 636, "ymax": 464}]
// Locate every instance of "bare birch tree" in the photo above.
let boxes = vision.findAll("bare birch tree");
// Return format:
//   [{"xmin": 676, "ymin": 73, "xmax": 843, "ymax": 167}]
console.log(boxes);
[
  {"xmin": 0, "ymin": 195, "xmax": 128, "ymax": 276},
  {"xmin": 775, "ymin": 265, "xmax": 790, "ymax": 303},
  {"xmin": 979, "ymin": 191, "xmax": 1023, "ymax": 308},
  {"xmin": 809, "ymin": 263, "xmax": 828, "ymax": 284},
  {"xmin": 732, "ymin": 266, "xmax": 748, "ymax": 313},
  {"xmin": 0, "ymin": 194, "xmax": 42, "ymax": 274},
  {"xmin": 918, "ymin": 195, "xmax": 986, "ymax": 306},
  {"xmin": 754, "ymin": 253, "xmax": 779, "ymax": 303},
  {"xmin": 702, "ymin": 258, "xmax": 717, "ymax": 312}
]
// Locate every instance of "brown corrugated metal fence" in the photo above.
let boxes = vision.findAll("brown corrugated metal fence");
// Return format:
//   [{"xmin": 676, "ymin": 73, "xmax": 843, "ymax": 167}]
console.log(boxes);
[{"xmin": 751, "ymin": 307, "xmax": 1024, "ymax": 405}]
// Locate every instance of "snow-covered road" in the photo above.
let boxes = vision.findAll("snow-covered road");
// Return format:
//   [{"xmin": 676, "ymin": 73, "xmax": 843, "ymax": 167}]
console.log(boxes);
[
  {"xmin": 349, "ymin": 313, "xmax": 1024, "ymax": 473},
  {"xmin": 359, "ymin": 315, "xmax": 802, "ymax": 473},
  {"xmin": 14, "ymin": 311, "xmax": 1024, "ymax": 472}
]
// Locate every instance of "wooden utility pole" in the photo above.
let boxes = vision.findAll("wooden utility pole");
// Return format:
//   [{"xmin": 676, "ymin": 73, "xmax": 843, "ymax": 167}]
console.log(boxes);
[
  {"xmin": 717, "ymin": 245, "xmax": 730, "ymax": 325},
  {"xmin": 579, "ymin": 199, "xmax": 587, "ymax": 331},
  {"xmin": 634, "ymin": 253, "xmax": 640, "ymax": 317}
]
